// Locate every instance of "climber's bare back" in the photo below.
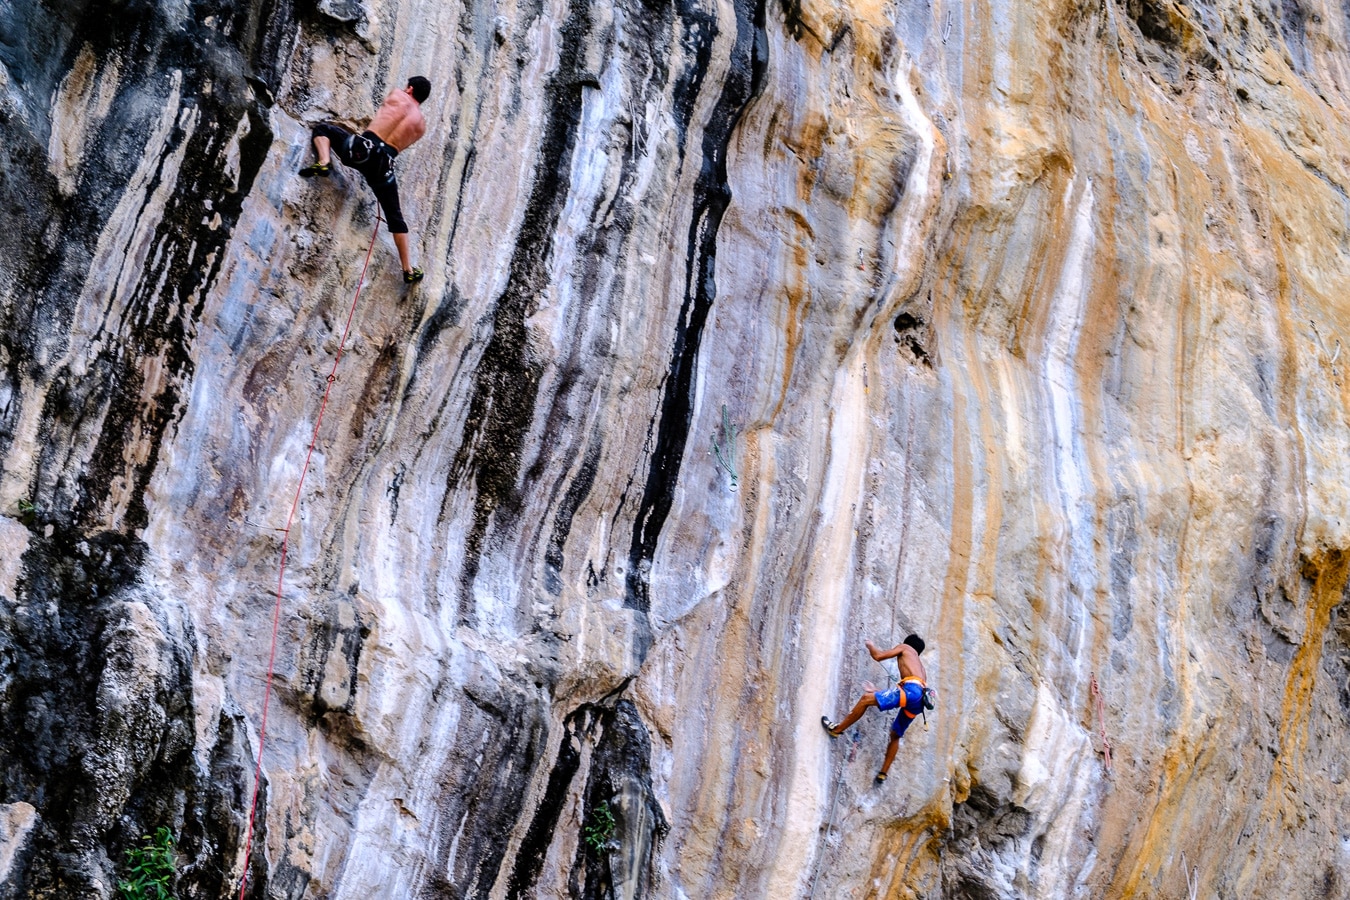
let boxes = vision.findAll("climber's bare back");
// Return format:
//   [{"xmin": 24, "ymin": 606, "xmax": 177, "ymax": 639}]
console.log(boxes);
[{"xmin": 368, "ymin": 88, "xmax": 426, "ymax": 152}]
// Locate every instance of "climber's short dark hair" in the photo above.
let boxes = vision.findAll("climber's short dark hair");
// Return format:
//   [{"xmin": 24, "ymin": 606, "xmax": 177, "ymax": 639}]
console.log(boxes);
[
  {"xmin": 408, "ymin": 76, "xmax": 431, "ymax": 103},
  {"xmin": 903, "ymin": 633, "xmax": 925, "ymax": 655}
]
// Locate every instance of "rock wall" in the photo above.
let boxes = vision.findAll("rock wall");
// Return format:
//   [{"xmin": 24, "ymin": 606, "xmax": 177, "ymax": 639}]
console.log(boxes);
[{"xmin": 2, "ymin": 0, "xmax": 1350, "ymax": 897}]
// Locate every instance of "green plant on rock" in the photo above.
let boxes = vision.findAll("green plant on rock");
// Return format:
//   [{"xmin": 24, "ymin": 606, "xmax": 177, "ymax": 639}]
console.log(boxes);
[
  {"xmin": 117, "ymin": 827, "xmax": 177, "ymax": 900},
  {"xmin": 15, "ymin": 497, "xmax": 36, "ymax": 526},
  {"xmin": 583, "ymin": 800, "xmax": 616, "ymax": 853}
]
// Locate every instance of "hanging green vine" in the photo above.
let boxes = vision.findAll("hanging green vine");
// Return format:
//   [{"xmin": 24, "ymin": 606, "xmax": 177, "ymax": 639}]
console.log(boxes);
[{"xmin": 711, "ymin": 404, "xmax": 738, "ymax": 490}]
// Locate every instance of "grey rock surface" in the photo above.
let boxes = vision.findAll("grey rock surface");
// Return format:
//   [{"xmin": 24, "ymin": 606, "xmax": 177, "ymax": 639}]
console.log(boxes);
[{"xmin": 2, "ymin": 0, "xmax": 1350, "ymax": 897}]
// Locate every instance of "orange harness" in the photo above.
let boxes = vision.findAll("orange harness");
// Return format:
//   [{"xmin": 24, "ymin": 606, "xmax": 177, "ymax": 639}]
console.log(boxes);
[{"xmin": 899, "ymin": 676, "xmax": 927, "ymax": 719}]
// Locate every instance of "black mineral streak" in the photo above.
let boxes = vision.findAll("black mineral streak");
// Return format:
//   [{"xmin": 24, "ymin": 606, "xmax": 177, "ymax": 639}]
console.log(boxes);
[
  {"xmin": 0, "ymin": 0, "xmax": 298, "ymax": 895},
  {"xmin": 503, "ymin": 707, "xmax": 586, "ymax": 899},
  {"xmin": 503, "ymin": 698, "xmax": 667, "ymax": 900},
  {"xmin": 421, "ymin": 686, "xmax": 552, "ymax": 899},
  {"xmin": 544, "ymin": 426, "xmax": 603, "ymax": 596},
  {"xmin": 520, "ymin": 0, "xmax": 686, "ymax": 610},
  {"xmin": 444, "ymin": 2, "xmax": 594, "ymax": 623},
  {"xmin": 570, "ymin": 699, "xmax": 668, "ymax": 900},
  {"xmin": 0, "ymin": 529, "xmax": 264, "ymax": 898},
  {"xmin": 625, "ymin": 0, "xmax": 767, "ymax": 613}
]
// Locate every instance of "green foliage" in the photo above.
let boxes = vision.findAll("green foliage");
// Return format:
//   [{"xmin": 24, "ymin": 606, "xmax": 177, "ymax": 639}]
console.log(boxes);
[
  {"xmin": 583, "ymin": 800, "xmax": 616, "ymax": 853},
  {"xmin": 117, "ymin": 827, "xmax": 177, "ymax": 900},
  {"xmin": 15, "ymin": 498, "xmax": 36, "ymax": 525}
]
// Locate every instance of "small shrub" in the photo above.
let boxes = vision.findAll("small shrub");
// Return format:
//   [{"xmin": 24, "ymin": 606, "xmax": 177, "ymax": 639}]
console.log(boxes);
[
  {"xmin": 117, "ymin": 827, "xmax": 177, "ymax": 900},
  {"xmin": 583, "ymin": 801, "xmax": 616, "ymax": 853}
]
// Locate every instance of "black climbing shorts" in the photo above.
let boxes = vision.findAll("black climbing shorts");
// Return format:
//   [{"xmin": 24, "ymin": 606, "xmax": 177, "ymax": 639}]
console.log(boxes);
[{"xmin": 311, "ymin": 123, "xmax": 409, "ymax": 234}]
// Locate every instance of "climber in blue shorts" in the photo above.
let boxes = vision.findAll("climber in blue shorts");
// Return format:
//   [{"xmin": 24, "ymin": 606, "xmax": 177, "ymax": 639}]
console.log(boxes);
[{"xmin": 822, "ymin": 634, "xmax": 929, "ymax": 784}]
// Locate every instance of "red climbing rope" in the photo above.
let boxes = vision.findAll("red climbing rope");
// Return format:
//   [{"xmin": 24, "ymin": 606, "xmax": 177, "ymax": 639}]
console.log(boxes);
[
  {"xmin": 1090, "ymin": 672, "xmax": 1112, "ymax": 770},
  {"xmin": 236, "ymin": 215, "xmax": 382, "ymax": 899}
]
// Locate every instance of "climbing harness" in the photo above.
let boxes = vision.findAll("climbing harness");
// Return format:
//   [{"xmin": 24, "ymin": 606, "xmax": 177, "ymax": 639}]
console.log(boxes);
[
  {"xmin": 236, "ymin": 214, "xmax": 383, "ymax": 899},
  {"xmin": 348, "ymin": 133, "xmax": 375, "ymax": 165},
  {"xmin": 896, "ymin": 676, "xmax": 927, "ymax": 720}
]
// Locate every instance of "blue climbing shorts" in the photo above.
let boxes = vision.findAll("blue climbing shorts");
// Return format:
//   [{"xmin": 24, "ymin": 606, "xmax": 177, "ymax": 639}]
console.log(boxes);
[
  {"xmin": 874, "ymin": 686, "xmax": 902, "ymax": 711},
  {"xmin": 889, "ymin": 681, "xmax": 926, "ymax": 738}
]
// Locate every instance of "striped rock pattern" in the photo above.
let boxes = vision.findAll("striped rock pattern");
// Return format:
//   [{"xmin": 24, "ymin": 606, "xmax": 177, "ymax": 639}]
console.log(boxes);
[{"xmin": 2, "ymin": 0, "xmax": 1350, "ymax": 897}]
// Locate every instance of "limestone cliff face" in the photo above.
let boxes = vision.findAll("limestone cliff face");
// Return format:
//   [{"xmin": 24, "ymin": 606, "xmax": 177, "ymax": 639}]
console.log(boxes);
[{"xmin": 3, "ymin": 0, "xmax": 1350, "ymax": 896}]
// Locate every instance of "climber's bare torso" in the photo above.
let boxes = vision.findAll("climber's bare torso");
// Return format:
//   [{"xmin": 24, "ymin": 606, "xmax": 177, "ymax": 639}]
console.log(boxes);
[
  {"xmin": 894, "ymin": 643, "xmax": 927, "ymax": 683},
  {"xmin": 368, "ymin": 87, "xmax": 426, "ymax": 152}
]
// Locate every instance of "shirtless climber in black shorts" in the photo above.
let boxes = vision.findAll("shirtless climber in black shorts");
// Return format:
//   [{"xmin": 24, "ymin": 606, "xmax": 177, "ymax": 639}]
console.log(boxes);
[{"xmin": 300, "ymin": 76, "xmax": 430, "ymax": 283}]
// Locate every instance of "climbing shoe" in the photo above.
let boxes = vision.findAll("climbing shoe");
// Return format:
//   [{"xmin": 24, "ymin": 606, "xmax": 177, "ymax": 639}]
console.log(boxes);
[
  {"xmin": 298, "ymin": 162, "xmax": 331, "ymax": 177},
  {"xmin": 403, "ymin": 267, "xmax": 425, "ymax": 284},
  {"xmin": 821, "ymin": 716, "xmax": 842, "ymax": 739},
  {"xmin": 875, "ymin": 771, "xmax": 888, "ymax": 785}
]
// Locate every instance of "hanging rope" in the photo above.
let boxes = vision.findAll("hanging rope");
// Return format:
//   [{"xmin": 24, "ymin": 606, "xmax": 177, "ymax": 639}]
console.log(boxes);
[
  {"xmin": 1090, "ymin": 672, "xmax": 1112, "ymax": 770},
  {"xmin": 236, "ymin": 214, "xmax": 383, "ymax": 899},
  {"xmin": 1182, "ymin": 850, "xmax": 1199, "ymax": 900},
  {"xmin": 806, "ymin": 729, "xmax": 860, "ymax": 900},
  {"xmin": 872, "ymin": 653, "xmax": 898, "ymax": 691}
]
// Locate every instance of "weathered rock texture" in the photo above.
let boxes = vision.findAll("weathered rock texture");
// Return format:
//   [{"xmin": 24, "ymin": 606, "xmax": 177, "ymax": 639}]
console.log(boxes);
[{"xmin": 3, "ymin": 0, "xmax": 1350, "ymax": 896}]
